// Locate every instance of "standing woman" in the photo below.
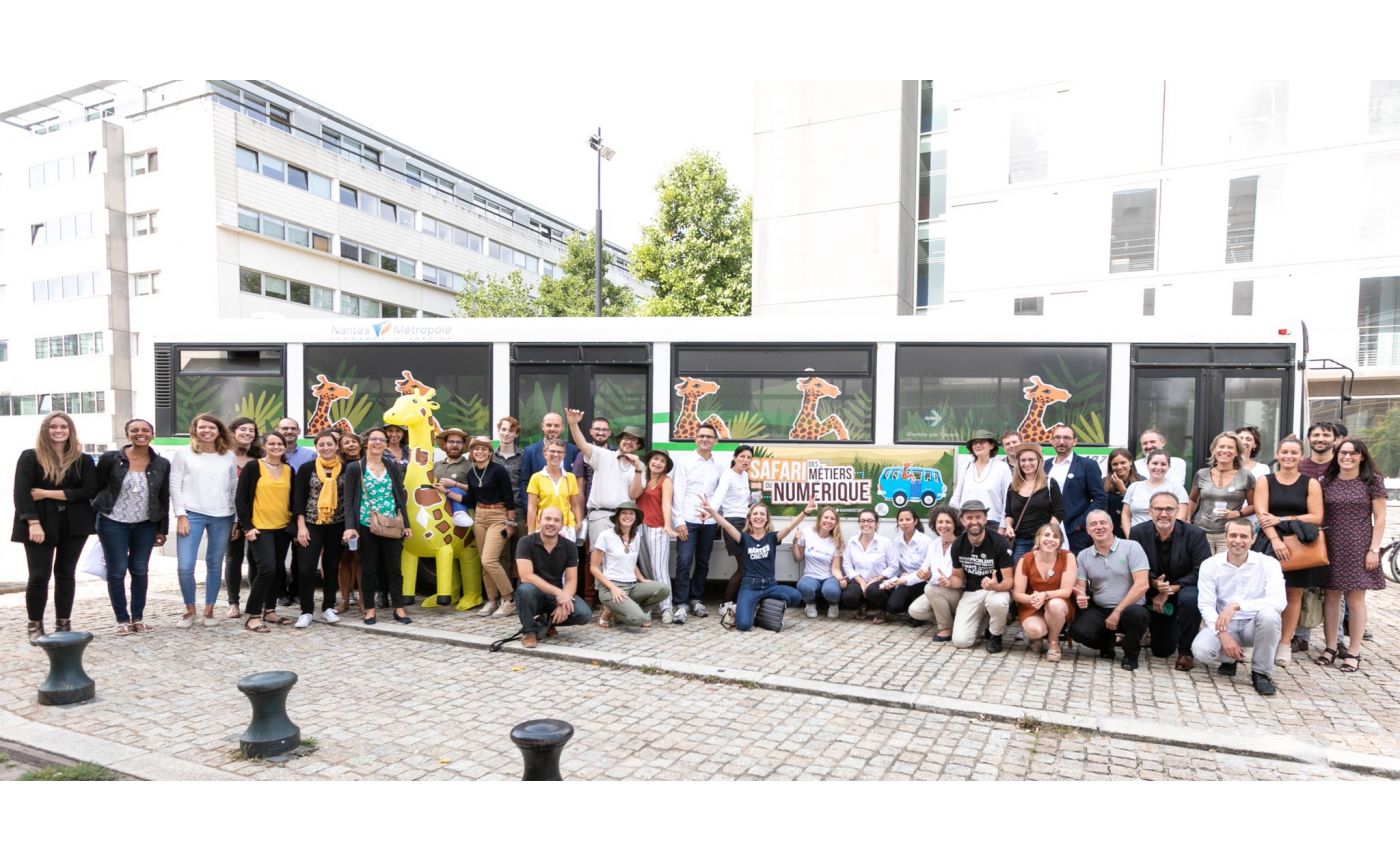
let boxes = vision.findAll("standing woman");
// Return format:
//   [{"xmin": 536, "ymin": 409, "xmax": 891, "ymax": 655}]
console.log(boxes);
[
  {"xmin": 1235, "ymin": 425, "xmax": 1272, "ymax": 480},
  {"xmin": 445, "ymin": 436, "xmax": 517, "ymax": 619},
  {"xmin": 637, "ymin": 449, "xmax": 677, "ymax": 623},
  {"xmin": 950, "ymin": 430, "xmax": 1012, "ymax": 531},
  {"xmin": 1316, "ymin": 438, "xmax": 1386, "ymax": 673},
  {"xmin": 702, "ymin": 498, "xmax": 815, "ymax": 632},
  {"xmin": 1121, "ymin": 451, "xmax": 1190, "ymax": 534},
  {"xmin": 293, "ymin": 431, "xmax": 346, "ymax": 628},
  {"xmin": 867, "ymin": 508, "xmax": 932, "ymax": 623},
  {"xmin": 93, "ymin": 419, "xmax": 170, "ymax": 636},
  {"xmin": 223, "ymin": 417, "xmax": 261, "ymax": 618},
  {"xmin": 1001, "ymin": 443, "xmax": 1064, "ymax": 568},
  {"xmin": 236, "ymin": 433, "xmax": 296, "ymax": 630},
  {"xmin": 794, "ymin": 506, "xmax": 846, "ymax": 619},
  {"xmin": 1254, "ymin": 436, "xmax": 1324, "ymax": 666},
  {"xmin": 335, "ymin": 432, "xmax": 364, "ymax": 612},
  {"xmin": 1102, "ymin": 448, "xmax": 1140, "ymax": 539},
  {"xmin": 1012, "ymin": 522, "xmax": 1077, "ymax": 661},
  {"xmin": 842, "ymin": 509, "xmax": 897, "ymax": 618},
  {"xmin": 14, "ymin": 411, "xmax": 98, "ymax": 643},
  {"xmin": 382, "ymin": 424, "xmax": 410, "ymax": 469},
  {"xmin": 712, "ymin": 445, "xmax": 756, "ymax": 623},
  {"xmin": 169, "ymin": 413, "xmax": 238, "ymax": 629},
  {"xmin": 1188, "ymin": 431, "xmax": 1256, "ymax": 555},
  {"xmin": 526, "ymin": 439, "xmax": 583, "ymax": 538},
  {"xmin": 343, "ymin": 427, "xmax": 413, "ymax": 625}
]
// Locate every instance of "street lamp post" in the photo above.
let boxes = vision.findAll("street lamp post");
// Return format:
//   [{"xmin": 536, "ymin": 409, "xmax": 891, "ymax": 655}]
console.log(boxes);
[{"xmin": 588, "ymin": 128, "xmax": 615, "ymax": 318}]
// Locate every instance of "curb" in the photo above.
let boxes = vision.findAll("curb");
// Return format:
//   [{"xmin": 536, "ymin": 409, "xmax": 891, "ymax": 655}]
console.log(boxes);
[
  {"xmin": 321, "ymin": 612, "xmax": 1400, "ymax": 779},
  {"xmin": 0, "ymin": 709, "xmax": 240, "ymax": 781}
]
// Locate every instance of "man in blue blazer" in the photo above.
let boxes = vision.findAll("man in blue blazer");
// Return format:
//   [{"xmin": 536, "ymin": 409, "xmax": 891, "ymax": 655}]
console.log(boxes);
[
  {"xmin": 1045, "ymin": 426, "xmax": 1104, "ymax": 554},
  {"xmin": 516, "ymin": 412, "xmax": 580, "ymax": 515}
]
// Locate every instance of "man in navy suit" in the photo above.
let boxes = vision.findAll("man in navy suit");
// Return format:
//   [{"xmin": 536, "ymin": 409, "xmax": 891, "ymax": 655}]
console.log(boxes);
[
  {"xmin": 1046, "ymin": 425, "xmax": 1104, "ymax": 554},
  {"xmin": 516, "ymin": 412, "xmax": 581, "ymax": 516}
]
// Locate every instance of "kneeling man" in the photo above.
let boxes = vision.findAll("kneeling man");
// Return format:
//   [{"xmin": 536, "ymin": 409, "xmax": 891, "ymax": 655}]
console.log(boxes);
[
  {"xmin": 515, "ymin": 506, "xmax": 592, "ymax": 648},
  {"xmin": 1192, "ymin": 519, "xmax": 1286, "ymax": 696}
]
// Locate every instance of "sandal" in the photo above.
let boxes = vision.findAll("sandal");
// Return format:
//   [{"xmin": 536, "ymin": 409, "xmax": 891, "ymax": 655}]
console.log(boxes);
[
  {"xmin": 226, "ymin": 604, "xmax": 242, "ymax": 619},
  {"xmin": 870, "ymin": 612, "xmax": 886, "ymax": 625},
  {"xmin": 130, "ymin": 621, "xmax": 152, "ymax": 633},
  {"xmin": 244, "ymin": 618, "xmax": 270, "ymax": 633},
  {"xmin": 1339, "ymin": 654, "xmax": 1362, "ymax": 673},
  {"xmin": 1047, "ymin": 645, "xmax": 1062, "ymax": 663},
  {"xmin": 262, "ymin": 612, "xmax": 294, "ymax": 626},
  {"xmin": 116, "ymin": 623, "xmax": 132, "ymax": 637},
  {"xmin": 598, "ymin": 608, "xmax": 612, "ymax": 629},
  {"xmin": 1314, "ymin": 647, "xmax": 1342, "ymax": 667}
]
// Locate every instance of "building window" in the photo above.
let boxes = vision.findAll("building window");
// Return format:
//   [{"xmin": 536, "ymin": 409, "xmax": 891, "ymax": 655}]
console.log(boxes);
[
  {"xmin": 339, "ymin": 293, "xmax": 413, "ymax": 318},
  {"xmin": 1232, "ymin": 281, "xmax": 1254, "ymax": 316},
  {"xmin": 1014, "ymin": 296, "xmax": 1044, "ymax": 316},
  {"xmin": 131, "ymin": 212, "xmax": 158, "ymax": 237},
  {"xmin": 407, "ymin": 164, "xmax": 456, "ymax": 198},
  {"xmin": 129, "ymin": 151, "xmax": 159, "ymax": 176},
  {"xmin": 235, "ymin": 145, "xmax": 331, "ymax": 200},
  {"xmin": 1142, "ymin": 286, "xmax": 1156, "ymax": 316},
  {"xmin": 422, "ymin": 214, "xmax": 483, "ymax": 253},
  {"xmin": 916, "ymin": 228, "xmax": 945, "ymax": 309},
  {"xmin": 338, "ymin": 239, "xmax": 416, "ymax": 278},
  {"xmin": 32, "ymin": 272, "xmax": 98, "ymax": 303},
  {"xmin": 1358, "ymin": 275, "xmax": 1400, "ymax": 367},
  {"xmin": 670, "ymin": 345, "xmax": 874, "ymax": 442},
  {"xmin": 0, "ymin": 341, "xmax": 7, "ymax": 361},
  {"xmin": 235, "ymin": 145, "xmax": 258, "ymax": 172},
  {"xmin": 236, "ymin": 207, "xmax": 331, "ymax": 253},
  {"xmin": 918, "ymin": 139, "xmax": 947, "ymax": 221},
  {"xmin": 1109, "ymin": 187, "xmax": 1158, "ymax": 273},
  {"xmin": 31, "ymin": 213, "xmax": 94, "ymax": 246},
  {"xmin": 239, "ymin": 267, "xmax": 333, "ymax": 311},
  {"xmin": 1231, "ymin": 82, "xmax": 1288, "ymax": 153},
  {"xmin": 895, "ymin": 345, "xmax": 1110, "ymax": 444},
  {"xmin": 489, "ymin": 240, "xmax": 538, "ymax": 273},
  {"xmin": 132, "ymin": 272, "xmax": 159, "ymax": 296},
  {"xmin": 1225, "ymin": 176, "xmax": 1258, "ymax": 264},
  {"xmin": 211, "ymin": 82, "xmax": 290, "ymax": 133},
  {"xmin": 29, "ymin": 152, "xmax": 96, "ymax": 188},
  {"xmin": 1008, "ymin": 93, "xmax": 1050, "ymax": 183},
  {"xmin": 321, "ymin": 130, "xmax": 379, "ymax": 169},
  {"xmin": 475, "ymin": 195, "xmax": 515, "ymax": 219},
  {"xmin": 1371, "ymin": 81, "xmax": 1400, "ymax": 135},
  {"xmin": 422, "ymin": 264, "xmax": 465, "ymax": 291},
  {"xmin": 919, "ymin": 81, "xmax": 948, "ymax": 135},
  {"xmin": 1361, "ymin": 151, "xmax": 1400, "ymax": 255},
  {"xmin": 0, "ymin": 392, "xmax": 106, "ymax": 416},
  {"xmin": 35, "ymin": 332, "xmax": 104, "ymax": 359}
]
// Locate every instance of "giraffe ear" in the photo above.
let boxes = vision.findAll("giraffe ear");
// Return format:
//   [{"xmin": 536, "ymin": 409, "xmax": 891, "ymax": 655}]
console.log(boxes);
[
  {"xmin": 797, "ymin": 376, "xmax": 810, "ymax": 387},
  {"xmin": 317, "ymin": 374, "xmax": 328, "ymax": 384},
  {"xmin": 1028, "ymin": 375, "xmax": 1043, "ymax": 385}
]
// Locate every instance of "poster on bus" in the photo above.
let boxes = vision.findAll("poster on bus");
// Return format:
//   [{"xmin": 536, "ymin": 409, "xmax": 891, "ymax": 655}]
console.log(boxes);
[{"xmin": 737, "ymin": 445, "xmax": 958, "ymax": 520}]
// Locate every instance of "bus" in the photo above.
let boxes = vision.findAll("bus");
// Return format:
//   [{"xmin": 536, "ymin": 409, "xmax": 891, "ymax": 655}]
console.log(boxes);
[{"xmin": 146, "ymin": 314, "xmax": 1306, "ymax": 580}]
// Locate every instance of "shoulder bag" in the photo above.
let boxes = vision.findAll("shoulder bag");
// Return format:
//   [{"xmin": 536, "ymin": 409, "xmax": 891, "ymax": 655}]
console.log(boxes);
[
  {"xmin": 1280, "ymin": 530, "xmax": 1328, "ymax": 572},
  {"xmin": 753, "ymin": 597, "xmax": 787, "ymax": 632}
]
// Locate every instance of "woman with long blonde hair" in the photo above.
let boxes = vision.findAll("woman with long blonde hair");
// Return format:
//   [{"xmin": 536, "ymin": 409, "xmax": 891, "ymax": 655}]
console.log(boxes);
[
  {"xmin": 169, "ymin": 413, "xmax": 238, "ymax": 629},
  {"xmin": 1001, "ymin": 443, "xmax": 1063, "ymax": 568},
  {"xmin": 13, "ymin": 411, "xmax": 98, "ymax": 643}
]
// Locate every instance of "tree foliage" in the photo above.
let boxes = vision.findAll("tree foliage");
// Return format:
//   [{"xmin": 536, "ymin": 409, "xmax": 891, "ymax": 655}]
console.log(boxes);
[
  {"xmin": 633, "ymin": 150, "xmax": 752, "ymax": 317},
  {"xmin": 454, "ymin": 270, "xmax": 539, "ymax": 318},
  {"xmin": 453, "ymin": 232, "xmax": 635, "ymax": 318}
]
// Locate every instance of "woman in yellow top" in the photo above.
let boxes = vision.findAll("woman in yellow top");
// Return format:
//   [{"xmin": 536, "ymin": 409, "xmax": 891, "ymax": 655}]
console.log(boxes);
[
  {"xmin": 235, "ymin": 433, "xmax": 296, "ymax": 632},
  {"xmin": 526, "ymin": 439, "xmax": 584, "ymax": 540}
]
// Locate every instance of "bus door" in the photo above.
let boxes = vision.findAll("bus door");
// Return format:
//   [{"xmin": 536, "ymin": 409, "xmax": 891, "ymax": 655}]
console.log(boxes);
[
  {"xmin": 511, "ymin": 344, "xmax": 651, "ymax": 445},
  {"xmin": 1129, "ymin": 345, "xmax": 1295, "ymax": 471}
]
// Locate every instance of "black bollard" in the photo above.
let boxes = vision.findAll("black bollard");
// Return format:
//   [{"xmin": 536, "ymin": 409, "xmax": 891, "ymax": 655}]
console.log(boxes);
[
  {"xmin": 510, "ymin": 719, "xmax": 574, "ymax": 781},
  {"xmin": 36, "ymin": 630, "xmax": 95, "ymax": 705},
  {"xmin": 236, "ymin": 671, "xmax": 300, "ymax": 758}
]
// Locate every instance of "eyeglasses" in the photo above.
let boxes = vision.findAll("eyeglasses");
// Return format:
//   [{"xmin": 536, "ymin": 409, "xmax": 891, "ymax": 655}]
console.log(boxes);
[
  {"xmin": 1150, "ymin": 506, "xmax": 1178, "ymax": 513},
  {"xmin": 1337, "ymin": 450, "xmax": 1361, "ymax": 458}
]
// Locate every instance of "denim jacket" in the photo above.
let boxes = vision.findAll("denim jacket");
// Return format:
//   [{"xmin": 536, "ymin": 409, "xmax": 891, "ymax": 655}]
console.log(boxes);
[{"xmin": 93, "ymin": 446, "xmax": 171, "ymax": 535}]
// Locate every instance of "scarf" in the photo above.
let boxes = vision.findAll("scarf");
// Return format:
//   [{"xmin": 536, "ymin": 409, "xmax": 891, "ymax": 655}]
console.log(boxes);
[{"xmin": 314, "ymin": 456, "xmax": 342, "ymax": 524}]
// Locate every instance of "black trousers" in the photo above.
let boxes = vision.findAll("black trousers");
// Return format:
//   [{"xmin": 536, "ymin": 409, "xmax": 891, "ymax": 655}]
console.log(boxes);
[
  {"xmin": 299, "ymin": 523, "xmax": 345, "ymax": 614},
  {"xmin": 225, "ymin": 532, "xmax": 251, "ymax": 605},
  {"xmin": 865, "ymin": 581, "xmax": 923, "ymax": 615},
  {"xmin": 25, "ymin": 533, "xmax": 88, "ymax": 622},
  {"xmin": 840, "ymin": 580, "xmax": 867, "ymax": 610},
  {"xmin": 359, "ymin": 532, "xmax": 403, "ymax": 611},
  {"xmin": 1148, "ymin": 586, "xmax": 1202, "ymax": 658},
  {"xmin": 1070, "ymin": 603, "xmax": 1150, "ymax": 659},
  {"xmin": 245, "ymin": 529, "xmax": 292, "ymax": 617}
]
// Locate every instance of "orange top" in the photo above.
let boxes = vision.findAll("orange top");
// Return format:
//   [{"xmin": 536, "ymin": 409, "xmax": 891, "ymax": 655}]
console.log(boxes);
[{"xmin": 1016, "ymin": 549, "xmax": 1074, "ymax": 623}]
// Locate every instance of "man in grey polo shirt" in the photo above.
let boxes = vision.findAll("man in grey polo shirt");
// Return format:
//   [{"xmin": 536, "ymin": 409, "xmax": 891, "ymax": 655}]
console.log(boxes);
[{"xmin": 1070, "ymin": 509, "xmax": 1151, "ymax": 670}]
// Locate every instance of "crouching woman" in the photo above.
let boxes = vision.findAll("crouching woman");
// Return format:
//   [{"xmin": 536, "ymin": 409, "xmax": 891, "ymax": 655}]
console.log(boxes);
[{"xmin": 702, "ymin": 497, "xmax": 815, "ymax": 631}]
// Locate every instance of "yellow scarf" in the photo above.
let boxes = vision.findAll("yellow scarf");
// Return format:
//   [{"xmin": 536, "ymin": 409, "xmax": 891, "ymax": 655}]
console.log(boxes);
[{"xmin": 314, "ymin": 456, "xmax": 342, "ymax": 524}]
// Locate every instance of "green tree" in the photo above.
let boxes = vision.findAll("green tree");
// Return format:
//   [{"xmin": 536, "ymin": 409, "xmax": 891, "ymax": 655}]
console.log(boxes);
[
  {"xmin": 1365, "ymin": 407, "xmax": 1400, "ymax": 478},
  {"xmin": 536, "ymin": 231, "xmax": 636, "ymax": 317},
  {"xmin": 633, "ymin": 150, "xmax": 752, "ymax": 317},
  {"xmin": 453, "ymin": 270, "xmax": 539, "ymax": 318}
]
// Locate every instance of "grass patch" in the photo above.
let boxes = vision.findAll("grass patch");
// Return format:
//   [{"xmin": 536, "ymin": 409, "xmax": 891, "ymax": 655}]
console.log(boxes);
[
  {"xmin": 1015, "ymin": 715, "xmax": 1077, "ymax": 736},
  {"xmin": 19, "ymin": 762, "xmax": 119, "ymax": 781},
  {"xmin": 0, "ymin": 751, "xmax": 11, "ymax": 764},
  {"xmin": 299, "ymin": 737, "xmax": 318, "ymax": 749}
]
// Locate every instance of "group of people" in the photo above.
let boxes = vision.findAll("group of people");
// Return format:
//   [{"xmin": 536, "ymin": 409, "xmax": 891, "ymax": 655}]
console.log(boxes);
[{"xmin": 14, "ymin": 408, "xmax": 1387, "ymax": 690}]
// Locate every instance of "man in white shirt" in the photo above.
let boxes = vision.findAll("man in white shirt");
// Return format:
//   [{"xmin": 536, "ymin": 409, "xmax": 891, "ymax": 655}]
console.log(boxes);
[
  {"xmin": 1191, "ymin": 519, "xmax": 1286, "ymax": 696},
  {"xmin": 566, "ymin": 409, "xmax": 644, "ymax": 544},
  {"xmin": 669, "ymin": 423, "xmax": 724, "ymax": 623},
  {"xmin": 1134, "ymin": 429, "xmax": 1188, "ymax": 487}
]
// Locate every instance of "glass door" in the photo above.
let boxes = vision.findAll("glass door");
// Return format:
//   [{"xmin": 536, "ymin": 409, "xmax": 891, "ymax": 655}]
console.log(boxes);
[
  {"xmin": 511, "ymin": 345, "xmax": 651, "ymax": 447},
  {"xmin": 1131, "ymin": 371, "xmax": 1199, "ymax": 468},
  {"xmin": 1131, "ymin": 367, "xmax": 1291, "ymax": 473},
  {"xmin": 1218, "ymin": 372, "xmax": 1286, "ymax": 456}
]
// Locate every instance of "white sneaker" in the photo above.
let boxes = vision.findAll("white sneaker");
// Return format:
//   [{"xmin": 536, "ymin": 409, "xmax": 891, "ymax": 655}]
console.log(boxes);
[
  {"xmin": 1275, "ymin": 649, "xmax": 1292, "ymax": 667},
  {"xmin": 477, "ymin": 600, "xmax": 500, "ymax": 617},
  {"xmin": 673, "ymin": 605, "xmax": 688, "ymax": 624},
  {"xmin": 493, "ymin": 599, "xmax": 515, "ymax": 618},
  {"xmin": 322, "ymin": 608, "xmax": 340, "ymax": 624},
  {"xmin": 827, "ymin": 604, "xmax": 840, "ymax": 619},
  {"xmin": 660, "ymin": 608, "xmax": 674, "ymax": 625},
  {"xmin": 451, "ymin": 510, "xmax": 474, "ymax": 528},
  {"xmin": 719, "ymin": 601, "xmax": 735, "ymax": 628},
  {"xmin": 804, "ymin": 603, "xmax": 818, "ymax": 619},
  {"xmin": 690, "ymin": 600, "xmax": 708, "ymax": 618},
  {"xmin": 294, "ymin": 613, "xmax": 313, "ymax": 629},
  {"xmin": 175, "ymin": 613, "xmax": 196, "ymax": 629},
  {"xmin": 202, "ymin": 615, "xmax": 220, "ymax": 627}
]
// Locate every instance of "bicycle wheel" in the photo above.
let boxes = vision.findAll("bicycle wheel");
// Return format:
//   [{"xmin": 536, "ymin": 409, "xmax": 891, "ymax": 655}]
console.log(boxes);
[{"xmin": 1384, "ymin": 543, "xmax": 1400, "ymax": 585}]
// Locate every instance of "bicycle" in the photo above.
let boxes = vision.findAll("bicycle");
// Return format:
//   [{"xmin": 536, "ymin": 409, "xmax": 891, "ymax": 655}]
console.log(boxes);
[{"xmin": 1380, "ymin": 539, "xmax": 1400, "ymax": 585}]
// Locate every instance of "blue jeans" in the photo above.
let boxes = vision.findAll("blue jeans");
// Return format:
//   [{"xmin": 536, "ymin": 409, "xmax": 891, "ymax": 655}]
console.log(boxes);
[
  {"xmin": 1012, "ymin": 538, "xmax": 1034, "ymax": 571},
  {"xmin": 673, "ymin": 521, "xmax": 718, "ymax": 606},
  {"xmin": 796, "ymin": 575, "xmax": 842, "ymax": 605},
  {"xmin": 734, "ymin": 578, "xmax": 801, "ymax": 631},
  {"xmin": 97, "ymin": 516, "xmax": 159, "ymax": 623},
  {"xmin": 515, "ymin": 583, "xmax": 592, "ymax": 637},
  {"xmin": 177, "ymin": 511, "xmax": 233, "ymax": 606}
]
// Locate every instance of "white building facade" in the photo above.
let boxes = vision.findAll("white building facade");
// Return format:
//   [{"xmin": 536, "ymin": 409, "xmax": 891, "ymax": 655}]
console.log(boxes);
[{"xmin": 753, "ymin": 80, "xmax": 1400, "ymax": 448}]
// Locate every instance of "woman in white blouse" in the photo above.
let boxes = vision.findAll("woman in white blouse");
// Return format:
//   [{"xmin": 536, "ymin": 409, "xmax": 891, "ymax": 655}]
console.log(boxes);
[
  {"xmin": 1120, "ymin": 451, "xmax": 1190, "ymax": 534},
  {"xmin": 907, "ymin": 505, "xmax": 963, "ymax": 641},
  {"xmin": 170, "ymin": 413, "xmax": 238, "ymax": 629},
  {"xmin": 794, "ymin": 507, "xmax": 846, "ymax": 619},
  {"xmin": 950, "ymin": 430, "xmax": 1012, "ymax": 530},
  {"xmin": 865, "ymin": 509, "xmax": 931, "ymax": 624},
  {"xmin": 591, "ymin": 501, "xmax": 670, "ymax": 630},
  {"xmin": 842, "ymin": 509, "xmax": 897, "ymax": 618}
]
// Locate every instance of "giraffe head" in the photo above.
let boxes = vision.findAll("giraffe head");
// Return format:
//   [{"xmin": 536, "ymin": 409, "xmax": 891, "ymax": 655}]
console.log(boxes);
[
  {"xmin": 394, "ymin": 369, "xmax": 433, "ymax": 397},
  {"xmin": 384, "ymin": 388, "xmax": 439, "ymax": 433},
  {"xmin": 311, "ymin": 374, "xmax": 352, "ymax": 401},
  {"xmin": 674, "ymin": 376, "xmax": 721, "ymax": 400},
  {"xmin": 796, "ymin": 376, "xmax": 842, "ymax": 402},
  {"xmin": 1023, "ymin": 375, "xmax": 1072, "ymax": 405}
]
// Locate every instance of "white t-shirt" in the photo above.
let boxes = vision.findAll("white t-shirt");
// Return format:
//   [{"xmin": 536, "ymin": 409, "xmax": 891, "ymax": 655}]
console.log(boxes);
[
  {"xmin": 950, "ymin": 458, "xmax": 1012, "ymax": 523},
  {"xmin": 1121, "ymin": 480, "xmax": 1190, "ymax": 527},
  {"xmin": 797, "ymin": 527, "xmax": 839, "ymax": 580},
  {"xmin": 585, "ymin": 445, "xmax": 638, "ymax": 510},
  {"xmin": 592, "ymin": 528, "xmax": 641, "ymax": 584},
  {"xmin": 1135, "ymin": 456, "xmax": 1188, "ymax": 488}
]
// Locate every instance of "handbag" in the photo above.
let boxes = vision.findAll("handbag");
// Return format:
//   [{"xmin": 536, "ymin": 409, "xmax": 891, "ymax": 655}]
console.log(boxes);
[
  {"xmin": 1280, "ymin": 531, "xmax": 1328, "ymax": 572},
  {"xmin": 1299, "ymin": 587, "xmax": 1325, "ymax": 629},
  {"xmin": 754, "ymin": 597, "xmax": 786, "ymax": 632},
  {"xmin": 369, "ymin": 510, "xmax": 405, "ymax": 538}
]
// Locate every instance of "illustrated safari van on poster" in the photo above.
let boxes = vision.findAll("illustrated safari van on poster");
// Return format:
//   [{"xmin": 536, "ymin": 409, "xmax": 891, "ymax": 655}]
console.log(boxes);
[{"xmin": 878, "ymin": 464, "xmax": 947, "ymax": 510}]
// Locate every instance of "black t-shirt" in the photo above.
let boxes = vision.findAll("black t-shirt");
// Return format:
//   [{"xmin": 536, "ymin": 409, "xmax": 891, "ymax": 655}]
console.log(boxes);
[
  {"xmin": 516, "ymin": 532, "xmax": 579, "ymax": 589},
  {"xmin": 951, "ymin": 531, "xmax": 1014, "ymax": 592}
]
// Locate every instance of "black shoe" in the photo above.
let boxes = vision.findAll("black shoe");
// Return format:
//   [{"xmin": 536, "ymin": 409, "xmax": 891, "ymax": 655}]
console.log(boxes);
[
  {"xmin": 985, "ymin": 635, "xmax": 1003, "ymax": 654},
  {"xmin": 277, "ymin": 596, "xmax": 294, "ymax": 607},
  {"xmin": 1098, "ymin": 645, "xmax": 1116, "ymax": 660},
  {"xmin": 1363, "ymin": 628, "xmax": 1373, "ymax": 641},
  {"xmin": 1218, "ymin": 661, "xmax": 1237, "ymax": 677},
  {"xmin": 1251, "ymin": 671, "xmax": 1277, "ymax": 696},
  {"xmin": 1120, "ymin": 655, "xmax": 1139, "ymax": 671},
  {"xmin": 393, "ymin": 609, "xmax": 412, "ymax": 625}
]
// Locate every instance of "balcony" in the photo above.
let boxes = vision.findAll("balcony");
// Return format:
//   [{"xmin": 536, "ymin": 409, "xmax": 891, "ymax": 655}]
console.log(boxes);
[{"xmin": 1357, "ymin": 323, "xmax": 1400, "ymax": 367}]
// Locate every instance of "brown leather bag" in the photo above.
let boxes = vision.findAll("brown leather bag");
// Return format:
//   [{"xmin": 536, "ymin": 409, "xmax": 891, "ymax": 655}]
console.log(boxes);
[
  {"xmin": 369, "ymin": 510, "xmax": 405, "ymax": 539},
  {"xmin": 1280, "ymin": 530, "xmax": 1327, "ymax": 571}
]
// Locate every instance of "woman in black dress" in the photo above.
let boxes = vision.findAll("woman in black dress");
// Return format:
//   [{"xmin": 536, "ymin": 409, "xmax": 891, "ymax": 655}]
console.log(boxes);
[
  {"xmin": 1001, "ymin": 443, "xmax": 1064, "ymax": 569},
  {"xmin": 1253, "ymin": 435, "xmax": 1323, "ymax": 667}
]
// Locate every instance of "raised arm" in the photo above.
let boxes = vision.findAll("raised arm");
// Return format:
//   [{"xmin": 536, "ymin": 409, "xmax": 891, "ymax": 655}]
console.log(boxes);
[
  {"xmin": 776, "ymin": 499, "xmax": 818, "ymax": 543},
  {"xmin": 565, "ymin": 409, "xmax": 593, "ymax": 459}
]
